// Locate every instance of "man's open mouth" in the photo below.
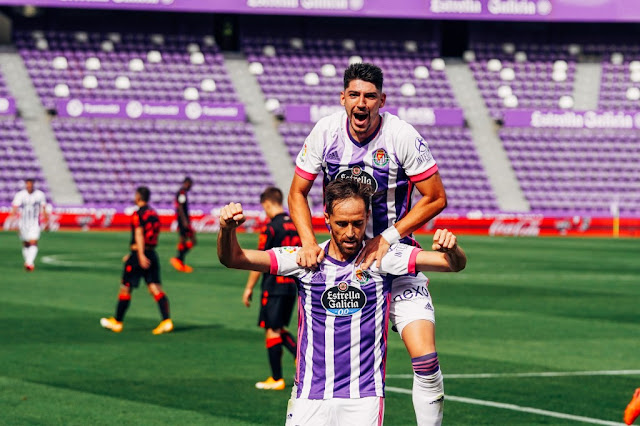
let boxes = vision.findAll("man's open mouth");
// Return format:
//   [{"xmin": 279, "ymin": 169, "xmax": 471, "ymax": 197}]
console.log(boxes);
[{"xmin": 353, "ymin": 112, "xmax": 369, "ymax": 124}]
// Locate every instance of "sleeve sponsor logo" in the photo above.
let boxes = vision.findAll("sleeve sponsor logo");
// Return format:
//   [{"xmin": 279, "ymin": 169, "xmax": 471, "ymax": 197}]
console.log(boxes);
[
  {"xmin": 321, "ymin": 281, "xmax": 367, "ymax": 316},
  {"xmin": 414, "ymin": 137, "xmax": 433, "ymax": 165},
  {"xmin": 276, "ymin": 246, "xmax": 299, "ymax": 254}
]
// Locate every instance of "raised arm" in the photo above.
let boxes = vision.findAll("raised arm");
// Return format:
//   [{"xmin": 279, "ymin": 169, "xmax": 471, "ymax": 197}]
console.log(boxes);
[
  {"xmin": 415, "ymin": 229, "xmax": 466, "ymax": 273},
  {"xmin": 217, "ymin": 203, "xmax": 271, "ymax": 273},
  {"xmin": 288, "ymin": 174, "xmax": 325, "ymax": 268}
]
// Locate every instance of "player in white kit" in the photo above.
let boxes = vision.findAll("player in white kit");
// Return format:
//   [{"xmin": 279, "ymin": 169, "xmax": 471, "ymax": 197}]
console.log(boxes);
[
  {"xmin": 10, "ymin": 179, "xmax": 49, "ymax": 271},
  {"xmin": 289, "ymin": 63, "xmax": 450, "ymax": 425},
  {"xmin": 218, "ymin": 180, "xmax": 466, "ymax": 425}
]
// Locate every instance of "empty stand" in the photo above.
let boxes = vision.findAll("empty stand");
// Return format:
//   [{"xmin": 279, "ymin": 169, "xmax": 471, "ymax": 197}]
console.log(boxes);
[
  {"xmin": 15, "ymin": 30, "xmax": 238, "ymax": 110},
  {"xmin": 501, "ymin": 127, "xmax": 640, "ymax": 215},
  {"xmin": 0, "ymin": 118, "xmax": 51, "ymax": 204},
  {"xmin": 52, "ymin": 119, "xmax": 274, "ymax": 211}
]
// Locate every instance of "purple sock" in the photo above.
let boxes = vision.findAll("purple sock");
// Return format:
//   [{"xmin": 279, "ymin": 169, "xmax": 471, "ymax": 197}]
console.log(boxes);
[{"xmin": 412, "ymin": 352, "xmax": 440, "ymax": 376}]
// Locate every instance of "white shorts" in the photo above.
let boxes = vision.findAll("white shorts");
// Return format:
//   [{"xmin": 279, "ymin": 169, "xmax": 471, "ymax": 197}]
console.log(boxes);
[
  {"xmin": 286, "ymin": 385, "xmax": 384, "ymax": 426},
  {"xmin": 19, "ymin": 224, "xmax": 41, "ymax": 242},
  {"xmin": 389, "ymin": 273, "xmax": 435, "ymax": 338}
]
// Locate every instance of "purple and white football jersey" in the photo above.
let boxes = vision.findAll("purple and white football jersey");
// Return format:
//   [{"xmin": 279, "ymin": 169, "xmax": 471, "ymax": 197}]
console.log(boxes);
[
  {"xmin": 268, "ymin": 241, "xmax": 422, "ymax": 399},
  {"xmin": 295, "ymin": 111, "xmax": 438, "ymax": 242}
]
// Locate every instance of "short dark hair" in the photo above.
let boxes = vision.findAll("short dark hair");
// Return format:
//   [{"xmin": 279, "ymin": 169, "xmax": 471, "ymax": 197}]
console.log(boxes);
[
  {"xmin": 25, "ymin": 178, "xmax": 35, "ymax": 183},
  {"xmin": 343, "ymin": 63, "xmax": 384, "ymax": 91},
  {"xmin": 136, "ymin": 186, "xmax": 151, "ymax": 202},
  {"xmin": 183, "ymin": 177, "xmax": 192, "ymax": 184},
  {"xmin": 260, "ymin": 187, "xmax": 283, "ymax": 205},
  {"xmin": 325, "ymin": 179, "xmax": 373, "ymax": 215}
]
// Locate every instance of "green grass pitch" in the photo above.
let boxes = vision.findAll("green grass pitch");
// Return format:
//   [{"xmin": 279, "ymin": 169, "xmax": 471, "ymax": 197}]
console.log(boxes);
[{"xmin": 0, "ymin": 231, "xmax": 638, "ymax": 425}]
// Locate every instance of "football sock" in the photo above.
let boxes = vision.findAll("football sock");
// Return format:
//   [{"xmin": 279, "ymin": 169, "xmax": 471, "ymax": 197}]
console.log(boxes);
[
  {"xmin": 176, "ymin": 242, "xmax": 191, "ymax": 262},
  {"xmin": 22, "ymin": 246, "xmax": 28, "ymax": 263},
  {"xmin": 266, "ymin": 336, "xmax": 284, "ymax": 381},
  {"xmin": 154, "ymin": 292, "xmax": 170, "ymax": 320},
  {"xmin": 411, "ymin": 352, "xmax": 444, "ymax": 426},
  {"xmin": 115, "ymin": 293, "xmax": 131, "ymax": 322},
  {"xmin": 25, "ymin": 245, "xmax": 38, "ymax": 265},
  {"xmin": 280, "ymin": 330, "xmax": 297, "ymax": 357}
]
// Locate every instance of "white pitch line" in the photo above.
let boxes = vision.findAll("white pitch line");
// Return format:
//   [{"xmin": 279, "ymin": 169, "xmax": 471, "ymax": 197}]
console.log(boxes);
[
  {"xmin": 386, "ymin": 369, "xmax": 640, "ymax": 380},
  {"xmin": 386, "ymin": 387, "xmax": 626, "ymax": 426},
  {"xmin": 41, "ymin": 252, "xmax": 122, "ymax": 268}
]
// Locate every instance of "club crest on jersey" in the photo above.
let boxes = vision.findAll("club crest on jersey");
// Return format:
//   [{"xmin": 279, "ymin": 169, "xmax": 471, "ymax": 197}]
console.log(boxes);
[
  {"xmin": 372, "ymin": 149, "xmax": 389, "ymax": 167},
  {"xmin": 336, "ymin": 167, "xmax": 379, "ymax": 191},
  {"xmin": 354, "ymin": 269, "xmax": 370, "ymax": 285},
  {"xmin": 321, "ymin": 281, "xmax": 367, "ymax": 316}
]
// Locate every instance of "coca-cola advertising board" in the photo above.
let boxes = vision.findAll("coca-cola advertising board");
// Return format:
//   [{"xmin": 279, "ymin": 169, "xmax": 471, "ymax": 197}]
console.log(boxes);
[{"xmin": 2, "ymin": 208, "xmax": 639, "ymax": 237}]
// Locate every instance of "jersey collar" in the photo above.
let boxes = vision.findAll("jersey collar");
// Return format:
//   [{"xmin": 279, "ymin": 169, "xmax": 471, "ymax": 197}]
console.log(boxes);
[{"xmin": 323, "ymin": 242, "xmax": 363, "ymax": 267}]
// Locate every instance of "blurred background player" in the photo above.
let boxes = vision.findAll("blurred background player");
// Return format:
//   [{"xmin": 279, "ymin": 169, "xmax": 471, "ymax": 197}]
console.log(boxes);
[
  {"xmin": 100, "ymin": 186, "xmax": 173, "ymax": 335},
  {"xmin": 170, "ymin": 177, "xmax": 196, "ymax": 273},
  {"xmin": 9, "ymin": 178, "xmax": 48, "ymax": 271},
  {"xmin": 625, "ymin": 388, "xmax": 640, "ymax": 425},
  {"xmin": 242, "ymin": 187, "xmax": 299, "ymax": 390}
]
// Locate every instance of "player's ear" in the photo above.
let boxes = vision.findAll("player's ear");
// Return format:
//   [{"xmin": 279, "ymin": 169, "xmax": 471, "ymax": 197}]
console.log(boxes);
[
  {"xmin": 379, "ymin": 92, "xmax": 386, "ymax": 108},
  {"xmin": 340, "ymin": 91, "xmax": 345, "ymax": 106},
  {"xmin": 324, "ymin": 211, "xmax": 330, "ymax": 224}
]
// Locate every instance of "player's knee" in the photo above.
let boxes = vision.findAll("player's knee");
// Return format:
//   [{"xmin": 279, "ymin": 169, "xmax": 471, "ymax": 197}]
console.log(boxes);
[
  {"xmin": 186, "ymin": 240, "xmax": 195, "ymax": 248},
  {"xmin": 266, "ymin": 328, "xmax": 281, "ymax": 339}
]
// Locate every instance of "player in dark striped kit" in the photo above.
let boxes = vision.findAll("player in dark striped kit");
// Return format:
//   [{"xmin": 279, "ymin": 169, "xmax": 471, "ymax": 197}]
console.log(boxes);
[
  {"xmin": 100, "ymin": 186, "xmax": 173, "ymax": 335},
  {"xmin": 171, "ymin": 177, "xmax": 196, "ymax": 273},
  {"xmin": 243, "ymin": 187, "xmax": 300, "ymax": 390}
]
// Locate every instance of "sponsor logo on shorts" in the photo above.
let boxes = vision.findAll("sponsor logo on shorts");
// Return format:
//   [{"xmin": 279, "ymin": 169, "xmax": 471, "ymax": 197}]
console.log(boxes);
[
  {"xmin": 321, "ymin": 281, "xmax": 367, "ymax": 316},
  {"xmin": 393, "ymin": 285, "xmax": 430, "ymax": 302},
  {"xmin": 336, "ymin": 167, "xmax": 378, "ymax": 191},
  {"xmin": 372, "ymin": 148, "xmax": 389, "ymax": 167}
]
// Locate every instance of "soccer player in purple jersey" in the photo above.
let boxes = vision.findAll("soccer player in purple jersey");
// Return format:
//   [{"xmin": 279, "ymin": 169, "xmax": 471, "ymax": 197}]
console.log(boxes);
[
  {"xmin": 218, "ymin": 180, "xmax": 465, "ymax": 425},
  {"xmin": 288, "ymin": 63, "xmax": 450, "ymax": 425}
]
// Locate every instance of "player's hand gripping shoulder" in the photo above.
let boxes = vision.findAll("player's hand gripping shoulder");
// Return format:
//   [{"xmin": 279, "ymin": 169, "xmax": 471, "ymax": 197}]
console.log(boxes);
[
  {"xmin": 219, "ymin": 203, "xmax": 246, "ymax": 230},
  {"xmin": 356, "ymin": 234, "xmax": 391, "ymax": 270},
  {"xmin": 296, "ymin": 242, "xmax": 325, "ymax": 269}
]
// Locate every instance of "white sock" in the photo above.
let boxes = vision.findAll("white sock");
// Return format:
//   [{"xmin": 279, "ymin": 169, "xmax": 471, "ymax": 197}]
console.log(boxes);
[
  {"xmin": 412, "ymin": 368, "xmax": 444, "ymax": 426},
  {"xmin": 26, "ymin": 245, "xmax": 38, "ymax": 266},
  {"xmin": 22, "ymin": 246, "xmax": 28, "ymax": 263}
]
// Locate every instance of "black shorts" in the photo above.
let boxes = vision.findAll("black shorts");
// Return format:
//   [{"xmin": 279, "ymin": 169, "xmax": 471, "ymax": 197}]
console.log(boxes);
[
  {"xmin": 121, "ymin": 250, "xmax": 161, "ymax": 288},
  {"xmin": 258, "ymin": 292, "xmax": 296, "ymax": 330},
  {"xmin": 178, "ymin": 224, "xmax": 194, "ymax": 239}
]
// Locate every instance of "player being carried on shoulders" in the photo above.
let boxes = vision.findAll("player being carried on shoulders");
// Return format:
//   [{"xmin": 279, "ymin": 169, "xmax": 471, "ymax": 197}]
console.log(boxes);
[{"xmin": 289, "ymin": 63, "xmax": 450, "ymax": 425}]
